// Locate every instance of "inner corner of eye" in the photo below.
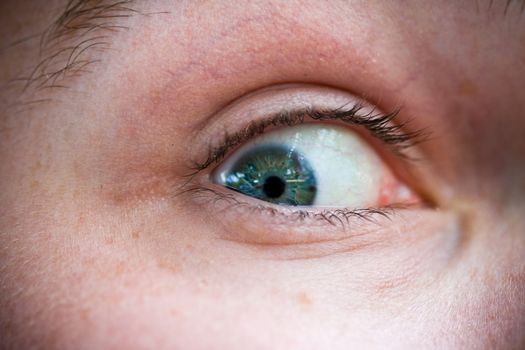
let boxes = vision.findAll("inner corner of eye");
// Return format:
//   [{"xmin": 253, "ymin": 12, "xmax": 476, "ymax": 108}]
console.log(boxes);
[{"xmin": 209, "ymin": 123, "xmax": 415, "ymax": 208}]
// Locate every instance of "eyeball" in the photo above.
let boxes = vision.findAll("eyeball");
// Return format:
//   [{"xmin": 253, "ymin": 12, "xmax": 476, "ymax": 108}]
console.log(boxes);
[{"xmin": 212, "ymin": 123, "xmax": 414, "ymax": 208}]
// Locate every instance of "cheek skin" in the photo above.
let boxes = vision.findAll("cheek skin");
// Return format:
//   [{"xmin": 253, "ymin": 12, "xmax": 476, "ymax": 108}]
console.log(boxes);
[
  {"xmin": 432, "ymin": 219, "xmax": 525, "ymax": 349},
  {"xmin": 2, "ymin": 196, "xmax": 522, "ymax": 349}
]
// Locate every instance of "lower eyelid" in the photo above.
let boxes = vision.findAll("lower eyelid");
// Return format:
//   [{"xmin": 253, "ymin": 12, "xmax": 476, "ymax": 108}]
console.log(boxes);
[{"xmin": 182, "ymin": 182, "xmax": 442, "ymax": 248}]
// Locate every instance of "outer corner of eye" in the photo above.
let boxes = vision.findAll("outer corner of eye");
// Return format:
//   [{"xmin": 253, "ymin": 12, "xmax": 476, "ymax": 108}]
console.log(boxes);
[
  {"xmin": 377, "ymin": 171, "xmax": 421, "ymax": 208},
  {"xmin": 209, "ymin": 122, "xmax": 422, "ymax": 210}
]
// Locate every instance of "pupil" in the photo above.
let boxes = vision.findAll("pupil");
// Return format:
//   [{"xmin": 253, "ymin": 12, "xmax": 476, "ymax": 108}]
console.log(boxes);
[{"xmin": 263, "ymin": 176, "xmax": 286, "ymax": 198}]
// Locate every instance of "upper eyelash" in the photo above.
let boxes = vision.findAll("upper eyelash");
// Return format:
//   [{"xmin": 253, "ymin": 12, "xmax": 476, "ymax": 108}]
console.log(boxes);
[{"xmin": 191, "ymin": 103, "xmax": 428, "ymax": 173}]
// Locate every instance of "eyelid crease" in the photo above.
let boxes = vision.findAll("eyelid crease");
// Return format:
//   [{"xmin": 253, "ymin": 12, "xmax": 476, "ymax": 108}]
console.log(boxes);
[{"xmin": 190, "ymin": 104, "xmax": 429, "ymax": 174}]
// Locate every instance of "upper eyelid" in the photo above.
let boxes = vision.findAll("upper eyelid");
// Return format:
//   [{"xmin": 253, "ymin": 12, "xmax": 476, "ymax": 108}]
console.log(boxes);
[{"xmin": 191, "ymin": 104, "xmax": 429, "ymax": 174}]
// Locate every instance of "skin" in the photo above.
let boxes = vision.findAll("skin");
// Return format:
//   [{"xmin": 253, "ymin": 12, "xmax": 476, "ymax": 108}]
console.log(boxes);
[{"xmin": 1, "ymin": 0, "xmax": 524, "ymax": 349}]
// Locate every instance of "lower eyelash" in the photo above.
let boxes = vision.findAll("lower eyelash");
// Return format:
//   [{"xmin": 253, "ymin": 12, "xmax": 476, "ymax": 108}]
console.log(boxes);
[{"xmin": 177, "ymin": 184, "xmax": 407, "ymax": 229}]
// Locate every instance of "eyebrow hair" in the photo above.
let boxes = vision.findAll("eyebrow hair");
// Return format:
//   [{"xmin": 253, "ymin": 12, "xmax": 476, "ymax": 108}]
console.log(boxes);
[
  {"xmin": 17, "ymin": 0, "xmax": 137, "ymax": 94},
  {"xmin": 22, "ymin": 0, "xmax": 522, "ymax": 96},
  {"xmin": 5, "ymin": 0, "xmax": 521, "ymax": 110}
]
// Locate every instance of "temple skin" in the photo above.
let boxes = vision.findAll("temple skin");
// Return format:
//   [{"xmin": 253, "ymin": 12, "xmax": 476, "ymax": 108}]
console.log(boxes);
[{"xmin": 0, "ymin": 1, "xmax": 524, "ymax": 349}]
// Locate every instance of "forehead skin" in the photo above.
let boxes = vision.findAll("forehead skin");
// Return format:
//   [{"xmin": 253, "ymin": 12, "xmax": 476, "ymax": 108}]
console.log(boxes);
[{"xmin": 1, "ymin": 1, "xmax": 525, "ymax": 349}]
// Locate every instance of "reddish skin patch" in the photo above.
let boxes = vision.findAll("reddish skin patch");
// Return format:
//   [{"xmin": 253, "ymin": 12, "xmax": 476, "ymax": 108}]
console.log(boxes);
[
  {"xmin": 79, "ymin": 308, "xmax": 90, "ymax": 322},
  {"xmin": 377, "ymin": 171, "xmax": 396, "ymax": 207},
  {"xmin": 377, "ymin": 170, "xmax": 420, "ymax": 207}
]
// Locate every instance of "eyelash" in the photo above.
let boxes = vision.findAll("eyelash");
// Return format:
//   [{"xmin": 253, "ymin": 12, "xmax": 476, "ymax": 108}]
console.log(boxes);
[
  {"xmin": 178, "ymin": 185, "xmax": 414, "ymax": 229},
  {"xmin": 192, "ymin": 103, "xmax": 427, "ymax": 172},
  {"xmin": 179, "ymin": 103, "xmax": 427, "ymax": 227}
]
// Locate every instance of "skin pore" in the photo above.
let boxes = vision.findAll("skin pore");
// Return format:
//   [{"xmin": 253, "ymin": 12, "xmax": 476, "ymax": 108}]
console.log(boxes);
[{"xmin": 1, "ymin": 0, "xmax": 524, "ymax": 349}]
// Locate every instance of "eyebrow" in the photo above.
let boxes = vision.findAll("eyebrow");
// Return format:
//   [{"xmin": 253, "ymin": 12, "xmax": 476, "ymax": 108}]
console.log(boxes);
[
  {"xmin": 10, "ymin": 0, "xmax": 523, "ymax": 102},
  {"xmin": 17, "ymin": 0, "xmax": 138, "ymax": 94}
]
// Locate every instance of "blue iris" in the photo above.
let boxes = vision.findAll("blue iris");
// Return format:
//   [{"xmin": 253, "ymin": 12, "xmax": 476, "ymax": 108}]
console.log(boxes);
[{"xmin": 221, "ymin": 144, "xmax": 317, "ymax": 206}]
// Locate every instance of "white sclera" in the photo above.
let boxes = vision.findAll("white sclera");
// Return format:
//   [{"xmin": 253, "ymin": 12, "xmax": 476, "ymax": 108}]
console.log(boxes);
[{"xmin": 215, "ymin": 123, "xmax": 385, "ymax": 207}]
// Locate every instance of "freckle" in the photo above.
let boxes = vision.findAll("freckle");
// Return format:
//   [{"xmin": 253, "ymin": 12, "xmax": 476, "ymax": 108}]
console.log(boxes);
[
  {"xmin": 297, "ymin": 291, "xmax": 313, "ymax": 306},
  {"xmin": 72, "ymin": 160, "xmax": 82, "ymax": 178},
  {"xmin": 115, "ymin": 262, "xmax": 126, "ymax": 276},
  {"xmin": 157, "ymin": 260, "xmax": 181, "ymax": 274},
  {"xmin": 131, "ymin": 230, "xmax": 140, "ymax": 239},
  {"xmin": 104, "ymin": 237, "xmax": 115, "ymax": 245},
  {"xmin": 79, "ymin": 308, "xmax": 90, "ymax": 321},
  {"xmin": 123, "ymin": 280, "xmax": 135, "ymax": 288},
  {"xmin": 457, "ymin": 79, "xmax": 478, "ymax": 96},
  {"xmin": 30, "ymin": 180, "xmax": 40, "ymax": 190},
  {"xmin": 376, "ymin": 280, "xmax": 396, "ymax": 292},
  {"xmin": 32, "ymin": 160, "xmax": 42, "ymax": 172},
  {"xmin": 83, "ymin": 257, "xmax": 95, "ymax": 267}
]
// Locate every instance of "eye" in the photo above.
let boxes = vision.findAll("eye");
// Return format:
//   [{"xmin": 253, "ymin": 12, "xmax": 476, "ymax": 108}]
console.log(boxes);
[
  {"xmin": 212, "ymin": 123, "xmax": 416, "ymax": 208},
  {"xmin": 187, "ymin": 86, "xmax": 429, "ymax": 244}
]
